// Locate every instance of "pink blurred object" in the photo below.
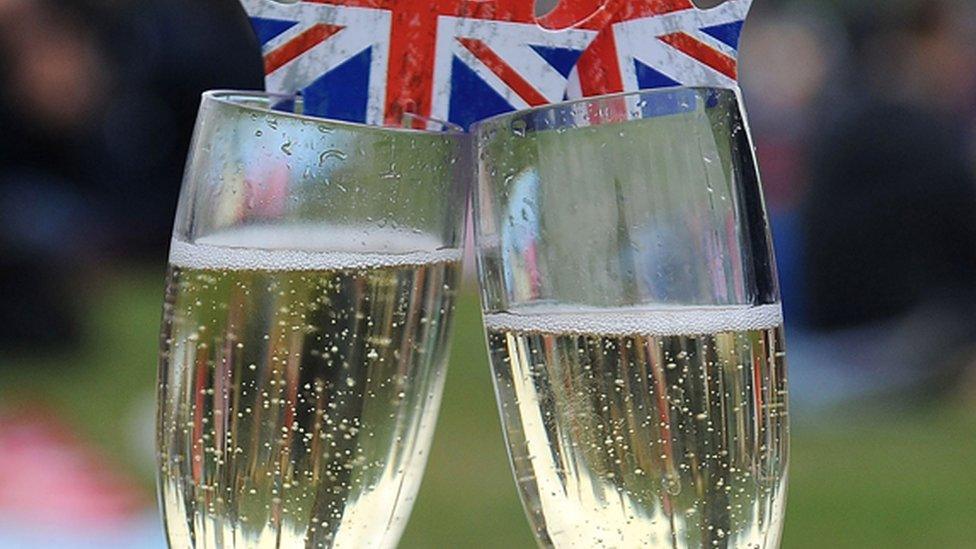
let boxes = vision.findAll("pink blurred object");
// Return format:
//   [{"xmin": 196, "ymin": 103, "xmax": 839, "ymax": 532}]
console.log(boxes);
[{"xmin": 0, "ymin": 412, "xmax": 146, "ymax": 531}]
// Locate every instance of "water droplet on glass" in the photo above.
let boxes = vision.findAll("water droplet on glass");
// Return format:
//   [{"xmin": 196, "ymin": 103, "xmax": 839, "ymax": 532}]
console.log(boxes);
[
  {"xmin": 380, "ymin": 163, "xmax": 400, "ymax": 180},
  {"xmin": 511, "ymin": 119, "xmax": 527, "ymax": 137},
  {"xmin": 664, "ymin": 476, "xmax": 682, "ymax": 495},
  {"xmin": 319, "ymin": 149, "xmax": 348, "ymax": 165}
]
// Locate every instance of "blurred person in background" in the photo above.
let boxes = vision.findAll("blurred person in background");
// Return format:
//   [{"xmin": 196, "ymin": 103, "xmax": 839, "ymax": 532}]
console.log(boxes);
[
  {"xmin": 0, "ymin": 0, "xmax": 263, "ymax": 352},
  {"xmin": 0, "ymin": 1, "xmax": 262, "ymax": 543},
  {"xmin": 739, "ymin": 1, "xmax": 847, "ymax": 326},
  {"xmin": 799, "ymin": 0, "xmax": 976, "ymax": 408}
]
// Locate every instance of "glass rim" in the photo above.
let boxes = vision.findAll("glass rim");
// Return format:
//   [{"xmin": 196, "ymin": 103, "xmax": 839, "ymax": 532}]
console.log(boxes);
[
  {"xmin": 203, "ymin": 89, "xmax": 465, "ymax": 135},
  {"xmin": 470, "ymin": 85, "xmax": 739, "ymax": 133}
]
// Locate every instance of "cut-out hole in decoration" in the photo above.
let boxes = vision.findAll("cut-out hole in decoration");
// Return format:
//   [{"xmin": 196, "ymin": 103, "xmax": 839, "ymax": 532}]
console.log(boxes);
[
  {"xmin": 692, "ymin": 0, "xmax": 731, "ymax": 9},
  {"xmin": 536, "ymin": 0, "xmax": 609, "ymax": 30},
  {"xmin": 535, "ymin": 0, "xmax": 559, "ymax": 18}
]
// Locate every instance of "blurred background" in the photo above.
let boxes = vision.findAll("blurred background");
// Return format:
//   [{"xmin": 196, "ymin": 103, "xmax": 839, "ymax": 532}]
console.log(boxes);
[{"xmin": 0, "ymin": 0, "xmax": 974, "ymax": 547}]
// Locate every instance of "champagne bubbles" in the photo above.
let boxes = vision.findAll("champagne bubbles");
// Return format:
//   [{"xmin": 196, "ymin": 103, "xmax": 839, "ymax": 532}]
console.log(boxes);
[{"xmin": 159, "ymin": 227, "xmax": 460, "ymax": 548}]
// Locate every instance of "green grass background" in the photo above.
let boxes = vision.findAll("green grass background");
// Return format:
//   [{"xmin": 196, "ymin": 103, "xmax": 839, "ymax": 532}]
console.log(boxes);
[{"xmin": 1, "ymin": 268, "xmax": 973, "ymax": 548}]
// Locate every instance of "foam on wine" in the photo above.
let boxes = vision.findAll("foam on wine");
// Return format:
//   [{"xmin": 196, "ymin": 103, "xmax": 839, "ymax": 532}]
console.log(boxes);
[
  {"xmin": 484, "ymin": 303, "xmax": 783, "ymax": 337},
  {"xmin": 168, "ymin": 225, "xmax": 462, "ymax": 271}
]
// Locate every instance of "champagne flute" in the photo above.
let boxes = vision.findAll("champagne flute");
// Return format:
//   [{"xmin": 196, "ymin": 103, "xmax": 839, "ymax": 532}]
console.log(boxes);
[
  {"xmin": 156, "ymin": 91, "xmax": 467, "ymax": 548},
  {"xmin": 472, "ymin": 87, "xmax": 789, "ymax": 548}
]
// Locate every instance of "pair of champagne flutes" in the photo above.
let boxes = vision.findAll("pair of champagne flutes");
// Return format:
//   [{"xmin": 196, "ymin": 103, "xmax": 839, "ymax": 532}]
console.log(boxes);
[{"xmin": 157, "ymin": 87, "xmax": 788, "ymax": 548}]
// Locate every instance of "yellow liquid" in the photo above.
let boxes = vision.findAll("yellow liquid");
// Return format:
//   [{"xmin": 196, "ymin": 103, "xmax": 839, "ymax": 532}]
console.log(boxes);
[
  {"xmin": 485, "ymin": 306, "xmax": 789, "ymax": 548},
  {"xmin": 158, "ymin": 236, "xmax": 460, "ymax": 549}
]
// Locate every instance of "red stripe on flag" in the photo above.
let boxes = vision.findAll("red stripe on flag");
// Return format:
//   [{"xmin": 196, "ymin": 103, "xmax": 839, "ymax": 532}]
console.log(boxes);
[
  {"xmin": 457, "ymin": 38, "xmax": 549, "ymax": 107},
  {"xmin": 576, "ymin": 30, "xmax": 625, "ymax": 97},
  {"xmin": 264, "ymin": 24, "xmax": 345, "ymax": 75},
  {"xmin": 658, "ymin": 32, "xmax": 737, "ymax": 80},
  {"xmin": 613, "ymin": 0, "xmax": 694, "ymax": 20}
]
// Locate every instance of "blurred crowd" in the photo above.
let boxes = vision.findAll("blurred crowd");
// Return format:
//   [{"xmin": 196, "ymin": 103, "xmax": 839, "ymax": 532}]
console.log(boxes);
[
  {"xmin": 0, "ymin": 0, "xmax": 973, "ymax": 545},
  {"xmin": 0, "ymin": 0, "xmax": 263, "ymax": 350},
  {"xmin": 0, "ymin": 0, "xmax": 975, "ymax": 395},
  {"xmin": 740, "ymin": 0, "xmax": 976, "ymax": 409}
]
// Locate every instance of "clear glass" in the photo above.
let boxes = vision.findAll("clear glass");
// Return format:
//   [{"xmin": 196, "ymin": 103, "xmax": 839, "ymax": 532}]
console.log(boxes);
[
  {"xmin": 156, "ymin": 91, "xmax": 467, "ymax": 548},
  {"xmin": 473, "ymin": 88, "xmax": 789, "ymax": 548}
]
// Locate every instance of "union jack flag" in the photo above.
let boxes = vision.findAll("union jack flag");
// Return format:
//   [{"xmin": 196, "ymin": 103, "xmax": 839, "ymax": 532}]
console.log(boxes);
[
  {"xmin": 239, "ymin": 0, "xmax": 752, "ymax": 127},
  {"xmin": 241, "ymin": 0, "xmax": 596, "ymax": 128},
  {"xmin": 568, "ymin": 0, "xmax": 752, "ymax": 99}
]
